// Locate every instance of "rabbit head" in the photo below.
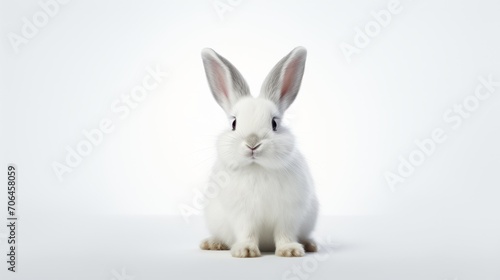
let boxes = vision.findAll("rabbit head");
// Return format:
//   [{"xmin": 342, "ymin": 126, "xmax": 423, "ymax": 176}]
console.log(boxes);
[{"xmin": 201, "ymin": 47, "xmax": 307, "ymax": 170}]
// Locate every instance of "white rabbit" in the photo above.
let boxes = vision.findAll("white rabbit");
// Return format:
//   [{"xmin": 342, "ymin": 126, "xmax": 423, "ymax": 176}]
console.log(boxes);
[{"xmin": 200, "ymin": 47, "xmax": 318, "ymax": 257}]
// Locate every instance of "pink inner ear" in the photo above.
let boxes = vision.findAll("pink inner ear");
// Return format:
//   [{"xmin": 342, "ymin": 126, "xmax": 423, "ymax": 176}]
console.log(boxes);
[
  {"xmin": 280, "ymin": 59, "xmax": 299, "ymax": 99},
  {"xmin": 211, "ymin": 59, "xmax": 229, "ymax": 99}
]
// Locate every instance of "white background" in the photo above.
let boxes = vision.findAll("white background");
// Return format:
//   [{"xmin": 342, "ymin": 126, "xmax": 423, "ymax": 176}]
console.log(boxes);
[{"xmin": 0, "ymin": 0, "xmax": 499, "ymax": 279}]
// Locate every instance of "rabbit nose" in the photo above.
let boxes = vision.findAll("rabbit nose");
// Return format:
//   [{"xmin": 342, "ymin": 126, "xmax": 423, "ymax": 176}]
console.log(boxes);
[
  {"xmin": 246, "ymin": 143, "xmax": 262, "ymax": 151},
  {"xmin": 246, "ymin": 134, "xmax": 261, "ymax": 150}
]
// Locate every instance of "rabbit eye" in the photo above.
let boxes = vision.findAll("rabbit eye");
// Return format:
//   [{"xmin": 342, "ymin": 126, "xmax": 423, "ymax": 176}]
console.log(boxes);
[
  {"xmin": 231, "ymin": 118, "xmax": 236, "ymax": 131},
  {"xmin": 272, "ymin": 118, "xmax": 278, "ymax": 131}
]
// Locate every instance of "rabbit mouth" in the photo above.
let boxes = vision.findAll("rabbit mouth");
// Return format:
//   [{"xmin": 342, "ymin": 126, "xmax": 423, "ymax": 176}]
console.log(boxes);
[
  {"xmin": 249, "ymin": 151, "xmax": 258, "ymax": 160},
  {"xmin": 246, "ymin": 143, "xmax": 262, "ymax": 160}
]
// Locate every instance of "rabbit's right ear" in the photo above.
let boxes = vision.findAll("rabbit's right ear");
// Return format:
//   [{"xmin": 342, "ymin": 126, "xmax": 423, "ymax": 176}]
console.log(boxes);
[
  {"xmin": 201, "ymin": 48, "xmax": 250, "ymax": 114},
  {"xmin": 260, "ymin": 47, "xmax": 307, "ymax": 113}
]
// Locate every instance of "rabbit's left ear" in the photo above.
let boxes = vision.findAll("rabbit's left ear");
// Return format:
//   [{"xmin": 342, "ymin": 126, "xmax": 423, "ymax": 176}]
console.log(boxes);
[
  {"xmin": 201, "ymin": 48, "xmax": 250, "ymax": 114},
  {"xmin": 260, "ymin": 47, "xmax": 307, "ymax": 113}
]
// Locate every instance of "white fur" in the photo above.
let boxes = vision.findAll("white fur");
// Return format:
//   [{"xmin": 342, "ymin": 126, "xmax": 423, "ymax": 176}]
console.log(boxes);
[{"xmin": 200, "ymin": 47, "xmax": 318, "ymax": 257}]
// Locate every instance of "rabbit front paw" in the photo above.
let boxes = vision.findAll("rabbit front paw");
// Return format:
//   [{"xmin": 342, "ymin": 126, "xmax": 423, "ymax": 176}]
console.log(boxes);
[
  {"xmin": 230, "ymin": 242, "xmax": 261, "ymax": 258},
  {"xmin": 276, "ymin": 242, "xmax": 305, "ymax": 257}
]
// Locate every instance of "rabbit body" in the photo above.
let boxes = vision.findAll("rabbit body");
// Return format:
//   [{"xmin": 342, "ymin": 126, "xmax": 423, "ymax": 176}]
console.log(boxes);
[{"xmin": 200, "ymin": 47, "xmax": 319, "ymax": 257}]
